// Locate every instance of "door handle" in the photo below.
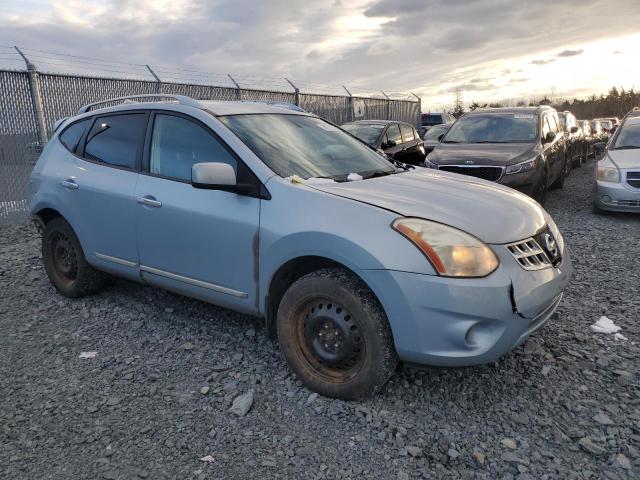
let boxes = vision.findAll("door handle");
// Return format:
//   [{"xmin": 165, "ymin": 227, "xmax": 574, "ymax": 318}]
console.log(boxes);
[
  {"xmin": 136, "ymin": 195, "xmax": 162, "ymax": 208},
  {"xmin": 61, "ymin": 178, "xmax": 78, "ymax": 190}
]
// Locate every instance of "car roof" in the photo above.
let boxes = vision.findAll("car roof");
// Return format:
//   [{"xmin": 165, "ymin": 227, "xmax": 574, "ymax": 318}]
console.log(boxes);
[
  {"xmin": 465, "ymin": 106, "xmax": 551, "ymax": 115},
  {"xmin": 201, "ymin": 100, "xmax": 309, "ymax": 116},
  {"xmin": 345, "ymin": 120, "xmax": 414, "ymax": 126}
]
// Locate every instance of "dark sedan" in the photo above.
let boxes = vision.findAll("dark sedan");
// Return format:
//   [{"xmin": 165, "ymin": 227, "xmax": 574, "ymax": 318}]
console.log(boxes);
[{"xmin": 341, "ymin": 120, "xmax": 426, "ymax": 165}]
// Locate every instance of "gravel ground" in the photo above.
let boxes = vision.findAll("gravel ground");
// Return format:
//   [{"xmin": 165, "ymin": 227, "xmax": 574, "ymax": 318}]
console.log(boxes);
[{"xmin": 1, "ymin": 159, "xmax": 639, "ymax": 480}]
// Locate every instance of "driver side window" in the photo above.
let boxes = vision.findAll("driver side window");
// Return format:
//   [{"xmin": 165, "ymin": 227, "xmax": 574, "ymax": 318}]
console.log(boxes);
[{"xmin": 150, "ymin": 114, "xmax": 237, "ymax": 182}]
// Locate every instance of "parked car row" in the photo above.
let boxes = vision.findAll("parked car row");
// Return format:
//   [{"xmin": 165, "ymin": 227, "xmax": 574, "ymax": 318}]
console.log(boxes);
[{"xmin": 29, "ymin": 94, "xmax": 572, "ymax": 399}]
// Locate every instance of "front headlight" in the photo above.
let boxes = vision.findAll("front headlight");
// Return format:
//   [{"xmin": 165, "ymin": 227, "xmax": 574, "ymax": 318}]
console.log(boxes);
[
  {"xmin": 505, "ymin": 158, "xmax": 537, "ymax": 175},
  {"xmin": 596, "ymin": 162, "xmax": 620, "ymax": 183},
  {"xmin": 546, "ymin": 215, "xmax": 565, "ymax": 254},
  {"xmin": 392, "ymin": 218, "xmax": 499, "ymax": 277}
]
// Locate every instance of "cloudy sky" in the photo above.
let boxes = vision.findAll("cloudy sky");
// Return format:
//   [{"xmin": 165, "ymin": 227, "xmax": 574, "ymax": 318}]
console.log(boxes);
[{"xmin": 1, "ymin": 0, "xmax": 640, "ymax": 109}]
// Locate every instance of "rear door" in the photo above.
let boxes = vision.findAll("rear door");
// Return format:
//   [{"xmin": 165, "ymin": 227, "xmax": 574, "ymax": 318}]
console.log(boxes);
[
  {"xmin": 382, "ymin": 123, "xmax": 403, "ymax": 160},
  {"xmin": 399, "ymin": 123, "xmax": 424, "ymax": 164},
  {"xmin": 135, "ymin": 111, "xmax": 260, "ymax": 313},
  {"xmin": 72, "ymin": 111, "xmax": 147, "ymax": 279}
]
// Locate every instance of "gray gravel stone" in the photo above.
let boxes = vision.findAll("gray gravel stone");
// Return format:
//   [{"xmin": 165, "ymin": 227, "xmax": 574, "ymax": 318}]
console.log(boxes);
[
  {"xmin": 229, "ymin": 391, "xmax": 254, "ymax": 417},
  {"xmin": 1, "ymin": 160, "xmax": 639, "ymax": 479}
]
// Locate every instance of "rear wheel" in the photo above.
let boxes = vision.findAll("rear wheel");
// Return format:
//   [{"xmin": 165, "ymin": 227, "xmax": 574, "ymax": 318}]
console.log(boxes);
[
  {"xmin": 42, "ymin": 217, "xmax": 108, "ymax": 298},
  {"xmin": 277, "ymin": 268, "xmax": 397, "ymax": 400}
]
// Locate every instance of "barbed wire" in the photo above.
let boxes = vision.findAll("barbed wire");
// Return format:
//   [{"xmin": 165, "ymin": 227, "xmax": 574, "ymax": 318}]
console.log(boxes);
[{"xmin": 0, "ymin": 45, "xmax": 418, "ymax": 101}]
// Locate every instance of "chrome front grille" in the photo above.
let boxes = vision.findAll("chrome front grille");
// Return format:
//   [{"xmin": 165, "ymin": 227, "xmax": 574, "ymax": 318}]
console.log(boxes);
[
  {"xmin": 506, "ymin": 238, "xmax": 552, "ymax": 271},
  {"xmin": 627, "ymin": 171, "xmax": 640, "ymax": 189}
]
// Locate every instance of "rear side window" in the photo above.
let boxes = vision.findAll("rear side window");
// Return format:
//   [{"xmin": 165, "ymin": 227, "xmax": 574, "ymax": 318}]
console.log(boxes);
[
  {"xmin": 400, "ymin": 124, "xmax": 414, "ymax": 142},
  {"xmin": 59, "ymin": 119, "xmax": 91, "ymax": 153},
  {"xmin": 386, "ymin": 124, "xmax": 402, "ymax": 145},
  {"xmin": 150, "ymin": 114, "xmax": 237, "ymax": 182},
  {"xmin": 83, "ymin": 113, "xmax": 147, "ymax": 169}
]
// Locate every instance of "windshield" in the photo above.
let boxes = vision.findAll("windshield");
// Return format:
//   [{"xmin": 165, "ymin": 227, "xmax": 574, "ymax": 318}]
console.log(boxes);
[
  {"xmin": 219, "ymin": 114, "xmax": 395, "ymax": 180},
  {"xmin": 612, "ymin": 121, "xmax": 640, "ymax": 149},
  {"xmin": 442, "ymin": 113, "xmax": 538, "ymax": 144},
  {"xmin": 341, "ymin": 123, "xmax": 385, "ymax": 146},
  {"xmin": 421, "ymin": 114, "xmax": 443, "ymax": 126},
  {"xmin": 423, "ymin": 125, "xmax": 448, "ymax": 141}
]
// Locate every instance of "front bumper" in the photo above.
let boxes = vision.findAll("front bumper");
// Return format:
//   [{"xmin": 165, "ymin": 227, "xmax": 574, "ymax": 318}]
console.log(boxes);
[
  {"xmin": 594, "ymin": 179, "xmax": 640, "ymax": 212},
  {"xmin": 360, "ymin": 247, "xmax": 572, "ymax": 367}
]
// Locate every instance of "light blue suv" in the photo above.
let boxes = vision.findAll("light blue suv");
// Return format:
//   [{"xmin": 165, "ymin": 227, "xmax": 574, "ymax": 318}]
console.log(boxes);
[{"xmin": 29, "ymin": 95, "xmax": 572, "ymax": 399}]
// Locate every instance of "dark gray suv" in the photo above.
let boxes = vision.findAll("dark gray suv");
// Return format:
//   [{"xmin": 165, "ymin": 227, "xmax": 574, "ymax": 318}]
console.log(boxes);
[{"xmin": 425, "ymin": 107, "xmax": 568, "ymax": 204}]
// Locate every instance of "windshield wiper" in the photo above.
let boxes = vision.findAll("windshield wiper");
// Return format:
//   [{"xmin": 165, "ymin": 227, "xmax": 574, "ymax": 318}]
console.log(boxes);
[
  {"xmin": 612, "ymin": 145, "xmax": 640, "ymax": 150},
  {"xmin": 441, "ymin": 140, "xmax": 461, "ymax": 144}
]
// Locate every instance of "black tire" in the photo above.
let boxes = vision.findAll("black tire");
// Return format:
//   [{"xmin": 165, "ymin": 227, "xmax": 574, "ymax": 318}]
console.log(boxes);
[
  {"xmin": 42, "ymin": 217, "xmax": 108, "ymax": 298},
  {"xmin": 532, "ymin": 169, "xmax": 548, "ymax": 205},
  {"xmin": 277, "ymin": 268, "xmax": 397, "ymax": 400}
]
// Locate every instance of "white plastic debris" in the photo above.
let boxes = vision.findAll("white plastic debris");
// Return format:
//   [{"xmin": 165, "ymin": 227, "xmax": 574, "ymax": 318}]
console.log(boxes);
[
  {"xmin": 78, "ymin": 351, "xmax": 97, "ymax": 359},
  {"xmin": 590, "ymin": 316, "xmax": 622, "ymax": 334},
  {"xmin": 200, "ymin": 455, "xmax": 215, "ymax": 463},
  {"xmin": 286, "ymin": 174, "xmax": 336, "ymax": 185},
  {"xmin": 347, "ymin": 172, "xmax": 363, "ymax": 181},
  {"xmin": 614, "ymin": 333, "xmax": 628, "ymax": 341}
]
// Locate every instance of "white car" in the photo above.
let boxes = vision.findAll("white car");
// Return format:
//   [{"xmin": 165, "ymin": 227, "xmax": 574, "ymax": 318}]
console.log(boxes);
[{"xmin": 593, "ymin": 112, "xmax": 640, "ymax": 213}]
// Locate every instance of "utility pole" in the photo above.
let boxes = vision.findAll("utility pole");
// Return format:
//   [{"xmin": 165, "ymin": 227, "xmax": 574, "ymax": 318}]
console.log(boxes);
[
  {"xmin": 381, "ymin": 90, "xmax": 391, "ymax": 120},
  {"xmin": 411, "ymin": 92, "xmax": 422, "ymax": 128},
  {"xmin": 343, "ymin": 85, "xmax": 353, "ymax": 122},
  {"xmin": 146, "ymin": 64, "xmax": 161, "ymax": 93},
  {"xmin": 228, "ymin": 74, "xmax": 242, "ymax": 100},
  {"xmin": 285, "ymin": 78, "xmax": 300, "ymax": 106},
  {"xmin": 15, "ymin": 46, "xmax": 48, "ymax": 145}
]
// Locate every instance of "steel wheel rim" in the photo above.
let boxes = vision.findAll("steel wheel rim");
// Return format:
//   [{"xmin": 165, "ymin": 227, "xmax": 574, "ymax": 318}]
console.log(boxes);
[
  {"xmin": 293, "ymin": 298, "xmax": 366, "ymax": 383},
  {"xmin": 50, "ymin": 232, "xmax": 78, "ymax": 283}
]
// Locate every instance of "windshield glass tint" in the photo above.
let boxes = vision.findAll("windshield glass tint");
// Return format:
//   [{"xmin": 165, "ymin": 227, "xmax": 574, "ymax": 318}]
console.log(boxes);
[
  {"xmin": 341, "ymin": 123, "xmax": 385, "ymax": 145},
  {"xmin": 443, "ymin": 113, "xmax": 538, "ymax": 143},
  {"xmin": 613, "ymin": 122, "xmax": 640, "ymax": 149},
  {"xmin": 219, "ymin": 114, "xmax": 395, "ymax": 180},
  {"xmin": 424, "ymin": 125, "xmax": 448, "ymax": 141},
  {"xmin": 421, "ymin": 114, "xmax": 443, "ymax": 126}
]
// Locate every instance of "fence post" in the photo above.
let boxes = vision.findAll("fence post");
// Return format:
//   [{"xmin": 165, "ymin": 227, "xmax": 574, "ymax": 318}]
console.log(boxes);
[
  {"xmin": 15, "ymin": 46, "xmax": 48, "ymax": 146},
  {"xmin": 381, "ymin": 90, "xmax": 391, "ymax": 120},
  {"xmin": 228, "ymin": 74, "xmax": 242, "ymax": 100},
  {"xmin": 146, "ymin": 64, "xmax": 162, "ymax": 93},
  {"xmin": 343, "ymin": 86, "xmax": 353, "ymax": 122},
  {"xmin": 411, "ymin": 92, "xmax": 422, "ymax": 128},
  {"xmin": 285, "ymin": 78, "xmax": 300, "ymax": 106}
]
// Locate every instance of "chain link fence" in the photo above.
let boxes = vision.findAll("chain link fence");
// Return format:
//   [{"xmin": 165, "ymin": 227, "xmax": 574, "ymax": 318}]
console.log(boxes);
[{"xmin": 0, "ymin": 54, "xmax": 420, "ymax": 225}]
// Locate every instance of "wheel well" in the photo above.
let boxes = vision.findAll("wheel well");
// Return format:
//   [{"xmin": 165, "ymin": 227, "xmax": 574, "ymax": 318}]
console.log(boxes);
[
  {"xmin": 33, "ymin": 208, "xmax": 62, "ymax": 233},
  {"xmin": 266, "ymin": 256, "xmax": 350, "ymax": 336},
  {"xmin": 36, "ymin": 208, "xmax": 62, "ymax": 225}
]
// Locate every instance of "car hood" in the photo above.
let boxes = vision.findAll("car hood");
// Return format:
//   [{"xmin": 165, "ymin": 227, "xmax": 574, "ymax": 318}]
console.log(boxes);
[
  {"xmin": 608, "ymin": 149, "xmax": 640, "ymax": 169},
  {"xmin": 428, "ymin": 143, "xmax": 536, "ymax": 166},
  {"xmin": 309, "ymin": 168, "xmax": 547, "ymax": 244}
]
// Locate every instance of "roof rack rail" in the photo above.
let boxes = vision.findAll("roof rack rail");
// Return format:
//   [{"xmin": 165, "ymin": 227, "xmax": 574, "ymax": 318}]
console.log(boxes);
[{"xmin": 77, "ymin": 94, "xmax": 202, "ymax": 114}]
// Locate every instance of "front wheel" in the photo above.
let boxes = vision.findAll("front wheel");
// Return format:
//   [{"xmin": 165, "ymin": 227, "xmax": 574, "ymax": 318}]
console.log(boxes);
[
  {"xmin": 277, "ymin": 268, "xmax": 397, "ymax": 400},
  {"xmin": 42, "ymin": 217, "xmax": 108, "ymax": 298}
]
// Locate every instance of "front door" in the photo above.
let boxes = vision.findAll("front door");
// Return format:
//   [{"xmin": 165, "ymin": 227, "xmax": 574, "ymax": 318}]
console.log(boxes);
[
  {"xmin": 135, "ymin": 112, "xmax": 260, "ymax": 313},
  {"xmin": 383, "ymin": 123, "xmax": 404, "ymax": 160}
]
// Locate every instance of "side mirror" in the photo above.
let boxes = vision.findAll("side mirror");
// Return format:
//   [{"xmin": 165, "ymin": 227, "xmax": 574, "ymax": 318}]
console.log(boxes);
[
  {"xmin": 192, "ymin": 162, "xmax": 236, "ymax": 189},
  {"xmin": 437, "ymin": 134, "xmax": 445, "ymax": 142},
  {"xmin": 594, "ymin": 142, "xmax": 605, "ymax": 155},
  {"xmin": 384, "ymin": 139, "xmax": 397, "ymax": 148},
  {"xmin": 570, "ymin": 126, "xmax": 578, "ymax": 134},
  {"xmin": 544, "ymin": 131, "xmax": 556, "ymax": 143}
]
